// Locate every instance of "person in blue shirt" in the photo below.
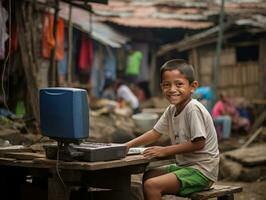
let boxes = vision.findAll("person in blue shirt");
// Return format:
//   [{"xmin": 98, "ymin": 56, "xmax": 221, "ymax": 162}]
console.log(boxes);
[{"xmin": 193, "ymin": 86, "xmax": 215, "ymax": 113}]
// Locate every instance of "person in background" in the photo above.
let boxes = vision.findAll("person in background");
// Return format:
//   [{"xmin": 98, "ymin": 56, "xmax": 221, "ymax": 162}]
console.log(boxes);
[
  {"xmin": 101, "ymin": 78, "xmax": 116, "ymax": 100},
  {"xmin": 234, "ymin": 97, "xmax": 254, "ymax": 127},
  {"xmin": 115, "ymin": 79, "xmax": 141, "ymax": 114},
  {"xmin": 193, "ymin": 86, "xmax": 215, "ymax": 113},
  {"xmin": 126, "ymin": 59, "xmax": 219, "ymax": 199},
  {"xmin": 212, "ymin": 93, "xmax": 250, "ymax": 139},
  {"xmin": 125, "ymin": 45, "xmax": 143, "ymax": 83},
  {"xmin": 211, "ymin": 93, "xmax": 232, "ymax": 139}
]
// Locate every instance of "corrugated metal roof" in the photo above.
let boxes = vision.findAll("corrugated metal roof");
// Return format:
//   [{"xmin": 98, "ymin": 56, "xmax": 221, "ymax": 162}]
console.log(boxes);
[
  {"xmin": 37, "ymin": 0, "xmax": 266, "ymax": 30},
  {"xmin": 59, "ymin": 2, "xmax": 129, "ymax": 47},
  {"xmin": 87, "ymin": 0, "xmax": 266, "ymax": 29},
  {"xmin": 89, "ymin": 0, "xmax": 214, "ymax": 29}
]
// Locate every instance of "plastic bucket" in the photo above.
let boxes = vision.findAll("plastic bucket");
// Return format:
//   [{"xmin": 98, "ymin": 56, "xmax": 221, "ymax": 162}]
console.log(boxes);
[{"xmin": 132, "ymin": 112, "xmax": 159, "ymax": 133}]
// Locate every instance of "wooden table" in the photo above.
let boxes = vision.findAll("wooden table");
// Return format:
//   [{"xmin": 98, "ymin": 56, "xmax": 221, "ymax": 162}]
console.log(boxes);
[{"xmin": 0, "ymin": 152, "xmax": 150, "ymax": 200}]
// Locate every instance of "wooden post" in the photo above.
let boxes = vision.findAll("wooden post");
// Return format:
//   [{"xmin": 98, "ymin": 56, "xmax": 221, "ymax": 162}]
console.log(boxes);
[
  {"xmin": 190, "ymin": 48, "xmax": 200, "ymax": 81},
  {"xmin": 67, "ymin": 4, "xmax": 73, "ymax": 85},
  {"xmin": 48, "ymin": 0, "xmax": 60, "ymax": 86},
  {"xmin": 150, "ymin": 47, "xmax": 158, "ymax": 96},
  {"xmin": 259, "ymin": 36, "xmax": 266, "ymax": 99},
  {"xmin": 15, "ymin": 1, "xmax": 40, "ymax": 129},
  {"xmin": 213, "ymin": 0, "xmax": 225, "ymax": 95}
]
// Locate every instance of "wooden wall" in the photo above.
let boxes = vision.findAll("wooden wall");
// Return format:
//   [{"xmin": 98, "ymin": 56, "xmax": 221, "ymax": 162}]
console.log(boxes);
[
  {"xmin": 259, "ymin": 36, "xmax": 266, "ymax": 99},
  {"xmin": 219, "ymin": 62, "xmax": 260, "ymax": 99},
  {"xmin": 192, "ymin": 45, "xmax": 261, "ymax": 100}
]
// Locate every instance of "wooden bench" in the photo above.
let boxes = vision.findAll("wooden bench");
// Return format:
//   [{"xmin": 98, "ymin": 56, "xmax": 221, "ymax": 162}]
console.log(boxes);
[
  {"xmin": 188, "ymin": 184, "xmax": 243, "ymax": 200},
  {"xmin": 149, "ymin": 159, "xmax": 243, "ymax": 199}
]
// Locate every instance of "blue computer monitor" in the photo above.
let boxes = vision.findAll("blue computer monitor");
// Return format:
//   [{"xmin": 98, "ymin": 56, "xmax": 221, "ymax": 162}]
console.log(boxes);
[{"xmin": 39, "ymin": 88, "xmax": 89, "ymax": 142}]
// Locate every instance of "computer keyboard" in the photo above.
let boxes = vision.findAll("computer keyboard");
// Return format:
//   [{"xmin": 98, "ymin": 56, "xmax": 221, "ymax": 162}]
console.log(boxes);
[
  {"xmin": 127, "ymin": 147, "xmax": 147, "ymax": 155},
  {"xmin": 72, "ymin": 142, "xmax": 127, "ymax": 162},
  {"xmin": 76, "ymin": 142, "xmax": 113, "ymax": 148},
  {"xmin": 43, "ymin": 142, "xmax": 127, "ymax": 162}
]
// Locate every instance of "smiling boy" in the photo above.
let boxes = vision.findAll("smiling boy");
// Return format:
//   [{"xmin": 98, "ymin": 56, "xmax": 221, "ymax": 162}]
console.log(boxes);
[{"xmin": 126, "ymin": 59, "xmax": 219, "ymax": 200}]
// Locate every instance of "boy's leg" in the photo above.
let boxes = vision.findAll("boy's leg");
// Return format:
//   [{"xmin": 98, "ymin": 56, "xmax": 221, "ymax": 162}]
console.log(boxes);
[
  {"xmin": 143, "ymin": 167, "xmax": 181, "ymax": 200},
  {"xmin": 143, "ymin": 165, "xmax": 211, "ymax": 200}
]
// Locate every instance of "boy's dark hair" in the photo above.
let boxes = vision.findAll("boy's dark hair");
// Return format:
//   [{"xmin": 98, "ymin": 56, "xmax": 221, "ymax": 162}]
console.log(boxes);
[{"xmin": 160, "ymin": 59, "xmax": 195, "ymax": 84}]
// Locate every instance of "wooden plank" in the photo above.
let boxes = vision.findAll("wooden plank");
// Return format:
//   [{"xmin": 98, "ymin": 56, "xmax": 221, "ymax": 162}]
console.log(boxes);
[
  {"xmin": 0, "ymin": 152, "xmax": 150, "ymax": 174},
  {"xmin": 190, "ymin": 185, "xmax": 243, "ymax": 200},
  {"xmin": 157, "ymin": 23, "xmax": 232, "ymax": 56},
  {"xmin": 240, "ymin": 127, "xmax": 263, "ymax": 149},
  {"xmin": 0, "ymin": 157, "xmax": 17, "ymax": 162},
  {"xmin": 0, "ymin": 145, "xmax": 31, "ymax": 152},
  {"xmin": 0, "ymin": 152, "xmax": 45, "ymax": 160},
  {"xmin": 224, "ymin": 144, "xmax": 266, "ymax": 166},
  {"xmin": 249, "ymin": 111, "xmax": 266, "ymax": 135},
  {"xmin": 33, "ymin": 155, "xmax": 150, "ymax": 171},
  {"xmin": 0, "ymin": 157, "xmax": 40, "ymax": 168}
]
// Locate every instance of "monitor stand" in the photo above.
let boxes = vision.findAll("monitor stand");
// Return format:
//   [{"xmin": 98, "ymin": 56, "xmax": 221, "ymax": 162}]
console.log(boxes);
[
  {"xmin": 44, "ymin": 141, "xmax": 83, "ymax": 161},
  {"xmin": 58, "ymin": 141, "xmax": 84, "ymax": 161}
]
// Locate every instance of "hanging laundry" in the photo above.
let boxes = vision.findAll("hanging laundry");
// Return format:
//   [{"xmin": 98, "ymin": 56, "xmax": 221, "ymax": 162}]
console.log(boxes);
[
  {"xmin": 0, "ymin": 2, "xmax": 8, "ymax": 59},
  {"xmin": 104, "ymin": 46, "xmax": 117, "ymax": 81},
  {"xmin": 90, "ymin": 44, "xmax": 104, "ymax": 98},
  {"xmin": 10, "ymin": 23, "xmax": 19, "ymax": 54},
  {"xmin": 42, "ymin": 13, "xmax": 64, "ymax": 60},
  {"xmin": 58, "ymin": 29, "xmax": 68, "ymax": 85},
  {"xmin": 79, "ymin": 33, "xmax": 93, "ymax": 71}
]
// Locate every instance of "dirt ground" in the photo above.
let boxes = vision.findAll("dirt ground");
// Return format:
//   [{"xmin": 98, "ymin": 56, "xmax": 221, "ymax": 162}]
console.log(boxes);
[{"xmin": 162, "ymin": 180, "xmax": 266, "ymax": 200}]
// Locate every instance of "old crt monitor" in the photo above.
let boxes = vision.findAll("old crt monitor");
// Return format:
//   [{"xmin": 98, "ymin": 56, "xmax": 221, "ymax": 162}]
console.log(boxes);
[
  {"xmin": 39, "ymin": 87, "xmax": 127, "ymax": 162},
  {"xmin": 39, "ymin": 88, "xmax": 89, "ymax": 142}
]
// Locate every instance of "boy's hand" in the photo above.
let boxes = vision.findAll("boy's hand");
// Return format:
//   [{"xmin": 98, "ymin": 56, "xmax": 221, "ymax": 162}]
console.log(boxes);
[
  {"xmin": 143, "ymin": 146, "xmax": 168, "ymax": 158},
  {"xmin": 124, "ymin": 142, "xmax": 130, "ymax": 154}
]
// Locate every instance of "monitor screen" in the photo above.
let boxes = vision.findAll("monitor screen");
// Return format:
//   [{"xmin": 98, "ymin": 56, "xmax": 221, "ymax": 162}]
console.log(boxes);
[{"xmin": 39, "ymin": 88, "xmax": 89, "ymax": 142}]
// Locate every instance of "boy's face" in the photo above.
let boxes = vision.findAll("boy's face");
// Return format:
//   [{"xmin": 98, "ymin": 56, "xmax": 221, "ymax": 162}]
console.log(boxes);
[{"xmin": 160, "ymin": 69, "xmax": 198, "ymax": 106}]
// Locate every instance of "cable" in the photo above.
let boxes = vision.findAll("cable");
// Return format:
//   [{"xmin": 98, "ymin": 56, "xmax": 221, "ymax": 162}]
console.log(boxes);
[
  {"xmin": 56, "ymin": 142, "xmax": 69, "ymax": 200},
  {"xmin": 1, "ymin": 0, "xmax": 11, "ymax": 111}
]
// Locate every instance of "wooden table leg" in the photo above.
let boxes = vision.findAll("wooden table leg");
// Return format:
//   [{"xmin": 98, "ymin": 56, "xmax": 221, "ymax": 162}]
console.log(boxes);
[
  {"xmin": 110, "ymin": 174, "xmax": 131, "ymax": 200},
  {"xmin": 0, "ymin": 166, "xmax": 25, "ymax": 200},
  {"xmin": 48, "ymin": 172, "xmax": 70, "ymax": 200}
]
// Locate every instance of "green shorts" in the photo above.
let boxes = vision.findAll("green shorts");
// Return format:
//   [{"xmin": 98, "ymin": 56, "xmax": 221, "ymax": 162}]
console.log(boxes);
[{"xmin": 167, "ymin": 165, "xmax": 212, "ymax": 197}]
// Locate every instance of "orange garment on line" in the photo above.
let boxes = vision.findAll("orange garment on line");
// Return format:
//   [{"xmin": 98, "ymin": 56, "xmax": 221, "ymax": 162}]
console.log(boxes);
[{"xmin": 42, "ymin": 13, "xmax": 64, "ymax": 60}]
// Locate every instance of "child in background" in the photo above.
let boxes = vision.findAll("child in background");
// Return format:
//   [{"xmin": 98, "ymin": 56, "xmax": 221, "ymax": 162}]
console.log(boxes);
[
  {"xmin": 126, "ymin": 59, "xmax": 219, "ymax": 199},
  {"xmin": 212, "ymin": 93, "xmax": 250, "ymax": 137},
  {"xmin": 211, "ymin": 93, "xmax": 232, "ymax": 139},
  {"xmin": 115, "ymin": 79, "xmax": 141, "ymax": 114},
  {"xmin": 101, "ymin": 79, "xmax": 116, "ymax": 100}
]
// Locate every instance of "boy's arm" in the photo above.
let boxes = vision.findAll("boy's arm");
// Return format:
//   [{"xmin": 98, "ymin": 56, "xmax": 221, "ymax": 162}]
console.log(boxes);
[
  {"xmin": 143, "ymin": 137, "xmax": 205, "ymax": 158},
  {"xmin": 125, "ymin": 129, "xmax": 161, "ymax": 149}
]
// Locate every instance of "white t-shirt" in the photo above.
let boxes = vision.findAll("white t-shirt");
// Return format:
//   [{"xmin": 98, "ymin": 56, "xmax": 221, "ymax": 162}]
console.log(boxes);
[
  {"xmin": 154, "ymin": 99, "xmax": 219, "ymax": 181},
  {"xmin": 117, "ymin": 85, "xmax": 139, "ymax": 109}
]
